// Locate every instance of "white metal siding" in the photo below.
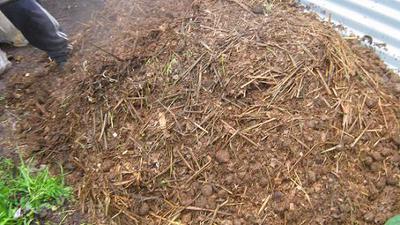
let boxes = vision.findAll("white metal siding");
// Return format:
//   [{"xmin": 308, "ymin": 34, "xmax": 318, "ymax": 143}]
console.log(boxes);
[{"xmin": 299, "ymin": 0, "xmax": 400, "ymax": 73}]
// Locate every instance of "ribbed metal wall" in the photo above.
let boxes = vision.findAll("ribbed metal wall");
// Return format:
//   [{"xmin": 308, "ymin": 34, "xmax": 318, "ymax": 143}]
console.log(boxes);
[{"xmin": 299, "ymin": 0, "xmax": 400, "ymax": 73}]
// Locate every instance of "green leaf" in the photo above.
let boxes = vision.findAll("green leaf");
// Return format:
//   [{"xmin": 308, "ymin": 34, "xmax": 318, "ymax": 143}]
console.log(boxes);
[{"xmin": 386, "ymin": 215, "xmax": 400, "ymax": 225}]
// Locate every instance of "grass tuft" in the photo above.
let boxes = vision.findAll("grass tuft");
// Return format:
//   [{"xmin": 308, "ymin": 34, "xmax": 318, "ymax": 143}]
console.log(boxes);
[{"xmin": 0, "ymin": 158, "xmax": 72, "ymax": 225}]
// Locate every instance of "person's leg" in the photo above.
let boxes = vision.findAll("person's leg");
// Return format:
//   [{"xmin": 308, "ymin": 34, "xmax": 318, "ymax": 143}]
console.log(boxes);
[
  {"xmin": 0, "ymin": 48, "xmax": 11, "ymax": 75},
  {"xmin": 0, "ymin": 0, "xmax": 71, "ymax": 64}
]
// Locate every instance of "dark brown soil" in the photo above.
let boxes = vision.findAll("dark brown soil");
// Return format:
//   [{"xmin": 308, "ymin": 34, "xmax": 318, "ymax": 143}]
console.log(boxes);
[
  {"xmin": 0, "ymin": 0, "xmax": 103, "ymax": 224},
  {"xmin": 0, "ymin": 0, "xmax": 104, "ymax": 155},
  {"xmin": 3, "ymin": 0, "xmax": 400, "ymax": 224}
]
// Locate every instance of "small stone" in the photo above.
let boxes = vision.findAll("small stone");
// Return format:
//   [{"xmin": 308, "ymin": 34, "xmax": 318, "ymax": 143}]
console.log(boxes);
[
  {"xmin": 238, "ymin": 171, "xmax": 246, "ymax": 179},
  {"xmin": 273, "ymin": 203, "xmax": 286, "ymax": 215},
  {"xmin": 308, "ymin": 171, "xmax": 317, "ymax": 183},
  {"xmin": 339, "ymin": 204, "xmax": 351, "ymax": 213},
  {"xmin": 370, "ymin": 152, "xmax": 383, "ymax": 161},
  {"xmin": 64, "ymin": 162, "xmax": 76, "ymax": 171},
  {"xmin": 195, "ymin": 196, "xmax": 207, "ymax": 208},
  {"xmin": 392, "ymin": 134, "xmax": 400, "ymax": 146},
  {"xmin": 102, "ymin": 159, "xmax": 114, "ymax": 172},
  {"xmin": 313, "ymin": 97, "xmax": 324, "ymax": 107},
  {"xmin": 394, "ymin": 83, "xmax": 400, "ymax": 94},
  {"xmin": 363, "ymin": 156, "xmax": 373, "ymax": 167},
  {"xmin": 250, "ymin": 162, "xmax": 262, "ymax": 171},
  {"xmin": 342, "ymin": 135, "xmax": 353, "ymax": 145},
  {"xmin": 259, "ymin": 177, "xmax": 269, "ymax": 187},
  {"xmin": 389, "ymin": 72, "xmax": 400, "ymax": 82},
  {"xmin": 207, "ymin": 196, "xmax": 217, "ymax": 209},
  {"xmin": 313, "ymin": 183, "xmax": 322, "ymax": 192},
  {"xmin": 365, "ymin": 98, "xmax": 377, "ymax": 108},
  {"xmin": 386, "ymin": 176, "xmax": 398, "ymax": 186},
  {"xmin": 364, "ymin": 211, "xmax": 374, "ymax": 222},
  {"xmin": 289, "ymin": 203, "xmax": 295, "ymax": 211},
  {"xmin": 233, "ymin": 218, "xmax": 242, "ymax": 225},
  {"xmin": 201, "ymin": 184, "xmax": 213, "ymax": 196},
  {"xmin": 252, "ymin": 4, "xmax": 265, "ymax": 15},
  {"xmin": 272, "ymin": 191, "xmax": 284, "ymax": 202},
  {"xmin": 38, "ymin": 209, "xmax": 49, "ymax": 218},
  {"xmin": 391, "ymin": 153, "xmax": 400, "ymax": 163},
  {"xmin": 321, "ymin": 115, "xmax": 329, "ymax": 121},
  {"xmin": 376, "ymin": 178, "xmax": 386, "ymax": 189},
  {"xmin": 305, "ymin": 135, "xmax": 314, "ymax": 142},
  {"xmin": 66, "ymin": 172, "xmax": 81, "ymax": 185},
  {"xmin": 215, "ymin": 150, "xmax": 230, "ymax": 163},
  {"xmin": 370, "ymin": 162, "xmax": 380, "ymax": 172},
  {"xmin": 225, "ymin": 174, "xmax": 234, "ymax": 184},
  {"xmin": 217, "ymin": 189, "xmax": 228, "ymax": 198},
  {"xmin": 315, "ymin": 156, "xmax": 324, "ymax": 165},
  {"xmin": 306, "ymin": 120, "xmax": 318, "ymax": 129},
  {"xmin": 274, "ymin": 177, "xmax": 283, "ymax": 185},
  {"xmin": 181, "ymin": 198, "xmax": 192, "ymax": 206},
  {"xmin": 381, "ymin": 147, "xmax": 393, "ymax": 157},
  {"xmin": 321, "ymin": 133, "xmax": 327, "ymax": 142},
  {"xmin": 221, "ymin": 220, "xmax": 234, "ymax": 225},
  {"xmin": 191, "ymin": 181, "xmax": 201, "ymax": 191},
  {"xmin": 176, "ymin": 40, "xmax": 186, "ymax": 53},
  {"xmin": 181, "ymin": 213, "xmax": 192, "ymax": 223},
  {"xmin": 138, "ymin": 203, "xmax": 150, "ymax": 216}
]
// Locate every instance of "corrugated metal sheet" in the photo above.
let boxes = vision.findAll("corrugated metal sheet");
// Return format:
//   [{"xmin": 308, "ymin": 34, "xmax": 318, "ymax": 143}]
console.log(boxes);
[{"xmin": 298, "ymin": 0, "xmax": 400, "ymax": 73}]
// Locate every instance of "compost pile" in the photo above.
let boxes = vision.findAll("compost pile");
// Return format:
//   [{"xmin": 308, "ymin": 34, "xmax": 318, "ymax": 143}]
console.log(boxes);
[{"xmin": 6, "ymin": 0, "xmax": 400, "ymax": 224}]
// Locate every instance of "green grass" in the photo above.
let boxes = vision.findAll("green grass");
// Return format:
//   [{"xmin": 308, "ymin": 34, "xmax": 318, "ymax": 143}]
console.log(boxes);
[
  {"xmin": 0, "ymin": 95, "xmax": 5, "ymax": 106},
  {"xmin": 163, "ymin": 55, "xmax": 178, "ymax": 76},
  {"xmin": 0, "ymin": 158, "xmax": 72, "ymax": 225},
  {"xmin": 263, "ymin": 2, "xmax": 274, "ymax": 13}
]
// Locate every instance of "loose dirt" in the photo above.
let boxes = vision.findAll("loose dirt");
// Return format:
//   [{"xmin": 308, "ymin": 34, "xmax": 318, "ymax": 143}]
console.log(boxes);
[
  {"xmin": 0, "ymin": 0, "xmax": 103, "ymax": 224},
  {"xmin": 3, "ymin": 0, "xmax": 400, "ymax": 224}
]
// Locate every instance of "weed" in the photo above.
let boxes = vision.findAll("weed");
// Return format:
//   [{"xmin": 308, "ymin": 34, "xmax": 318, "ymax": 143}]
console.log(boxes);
[
  {"xmin": 163, "ymin": 55, "xmax": 178, "ymax": 76},
  {"xmin": 263, "ymin": 1, "xmax": 274, "ymax": 13},
  {"xmin": 183, "ymin": 50, "xmax": 193, "ymax": 58},
  {"xmin": 0, "ymin": 95, "xmax": 5, "ymax": 106},
  {"xmin": 0, "ymin": 158, "xmax": 72, "ymax": 224},
  {"xmin": 219, "ymin": 55, "xmax": 226, "ymax": 77}
]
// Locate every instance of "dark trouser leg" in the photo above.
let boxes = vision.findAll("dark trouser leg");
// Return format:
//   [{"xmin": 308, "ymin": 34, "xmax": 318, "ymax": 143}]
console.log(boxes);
[{"xmin": 0, "ymin": 0, "xmax": 70, "ymax": 64}]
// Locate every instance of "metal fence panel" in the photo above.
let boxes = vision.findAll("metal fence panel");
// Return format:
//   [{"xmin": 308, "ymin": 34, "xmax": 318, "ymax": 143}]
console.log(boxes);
[{"xmin": 299, "ymin": 0, "xmax": 400, "ymax": 72}]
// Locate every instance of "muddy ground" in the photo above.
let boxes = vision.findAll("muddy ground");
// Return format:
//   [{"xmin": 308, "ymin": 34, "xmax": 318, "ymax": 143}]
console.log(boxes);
[
  {"xmin": 0, "ymin": 0, "xmax": 103, "ymax": 224},
  {"xmin": 0, "ymin": 0, "xmax": 103, "ymax": 158},
  {"xmin": 1, "ymin": 0, "xmax": 400, "ymax": 225}
]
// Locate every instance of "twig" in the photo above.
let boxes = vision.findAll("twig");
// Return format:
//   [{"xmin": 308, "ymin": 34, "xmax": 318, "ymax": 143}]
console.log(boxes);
[
  {"xmin": 228, "ymin": 0, "xmax": 254, "ymax": 14},
  {"xmin": 113, "ymin": 204, "xmax": 139, "ymax": 223},
  {"xmin": 321, "ymin": 144, "xmax": 343, "ymax": 153},
  {"xmin": 186, "ymin": 117, "xmax": 209, "ymax": 134},
  {"xmin": 290, "ymin": 134, "xmax": 311, "ymax": 150},
  {"xmin": 175, "ymin": 146, "xmax": 194, "ymax": 171},
  {"xmin": 186, "ymin": 157, "xmax": 212, "ymax": 184},
  {"xmin": 289, "ymin": 143, "xmax": 318, "ymax": 173},
  {"xmin": 315, "ymin": 69, "xmax": 332, "ymax": 95},
  {"xmin": 350, "ymin": 125, "xmax": 370, "ymax": 148},
  {"xmin": 90, "ymin": 43, "xmax": 124, "ymax": 61},
  {"xmin": 209, "ymin": 199, "xmax": 229, "ymax": 225},
  {"xmin": 242, "ymin": 118, "xmax": 277, "ymax": 133},
  {"xmin": 98, "ymin": 112, "xmax": 107, "ymax": 141},
  {"xmin": 174, "ymin": 53, "xmax": 206, "ymax": 85},
  {"xmin": 257, "ymin": 195, "xmax": 271, "ymax": 215},
  {"xmin": 378, "ymin": 98, "xmax": 388, "ymax": 129},
  {"xmin": 221, "ymin": 120, "xmax": 260, "ymax": 147},
  {"xmin": 290, "ymin": 174, "xmax": 312, "ymax": 207},
  {"xmin": 149, "ymin": 212, "xmax": 181, "ymax": 225},
  {"xmin": 185, "ymin": 206, "xmax": 232, "ymax": 216}
]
